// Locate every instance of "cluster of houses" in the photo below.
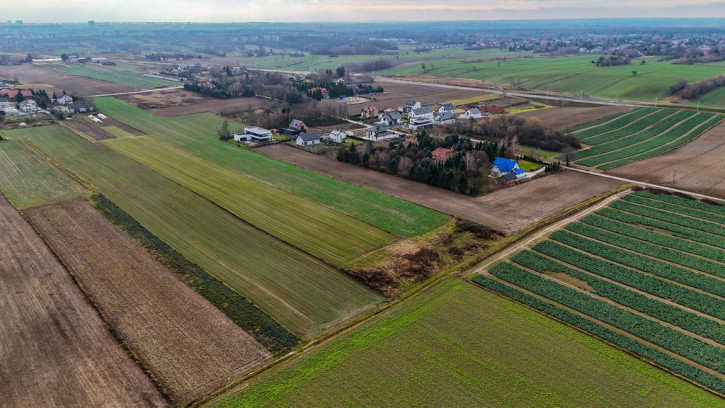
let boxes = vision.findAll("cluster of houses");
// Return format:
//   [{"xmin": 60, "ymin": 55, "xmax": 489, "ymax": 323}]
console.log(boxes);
[
  {"xmin": 360, "ymin": 100, "xmax": 503, "ymax": 141},
  {"xmin": 231, "ymin": 119, "xmax": 351, "ymax": 147},
  {"xmin": 0, "ymin": 88, "xmax": 95, "ymax": 118}
]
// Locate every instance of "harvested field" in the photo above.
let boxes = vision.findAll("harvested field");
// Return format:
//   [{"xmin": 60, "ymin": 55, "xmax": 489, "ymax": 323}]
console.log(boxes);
[
  {"xmin": 68, "ymin": 117, "xmax": 116, "ymax": 141},
  {"xmin": 345, "ymin": 80, "xmax": 482, "ymax": 115},
  {"xmin": 517, "ymin": 105, "xmax": 632, "ymax": 132},
  {"xmin": 0, "ymin": 194, "xmax": 165, "ymax": 407},
  {"xmin": 0, "ymin": 64, "xmax": 134, "ymax": 96},
  {"xmin": 255, "ymin": 144, "xmax": 623, "ymax": 234},
  {"xmin": 117, "ymin": 88, "xmax": 268, "ymax": 116},
  {"xmin": 25, "ymin": 199, "xmax": 271, "ymax": 405},
  {"xmin": 608, "ymin": 120, "xmax": 725, "ymax": 199}
]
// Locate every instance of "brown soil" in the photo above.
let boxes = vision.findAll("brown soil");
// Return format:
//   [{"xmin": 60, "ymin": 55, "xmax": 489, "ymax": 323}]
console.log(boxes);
[
  {"xmin": 516, "ymin": 106, "xmax": 632, "ymax": 132},
  {"xmin": 68, "ymin": 117, "xmax": 116, "ymax": 141},
  {"xmin": 24, "ymin": 199, "xmax": 272, "ymax": 406},
  {"xmin": 347, "ymin": 81, "xmax": 483, "ymax": 116},
  {"xmin": 0, "ymin": 64, "xmax": 134, "ymax": 96},
  {"xmin": 607, "ymin": 120, "xmax": 725, "ymax": 199},
  {"xmin": 117, "ymin": 88, "xmax": 268, "ymax": 117},
  {"xmin": 0, "ymin": 194, "xmax": 166, "ymax": 407},
  {"xmin": 254, "ymin": 144, "xmax": 623, "ymax": 234}
]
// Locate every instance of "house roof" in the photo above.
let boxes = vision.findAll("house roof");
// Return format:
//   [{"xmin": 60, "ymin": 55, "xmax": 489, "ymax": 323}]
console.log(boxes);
[
  {"xmin": 439, "ymin": 103, "xmax": 454, "ymax": 111},
  {"xmin": 405, "ymin": 100, "xmax": 419, "ymax": 106},
  {"xmin": 502, "ymin": 173, "xmax": 518, "ymax": 181},
  {"xmin": 436, "ymin": 111, "xmax": 455, "ymax": 121},
  {"xmin": 492, "ymin": 157, "xmax": 520, "ymax": 173},
  {"xmin": 411, "ymin": 107, "xmax": 432, "ymax": 115},
  {"xmin": 18, "ymin": 100, "xmax": 35, "ymax": 107},
  {"xmin": 289, "ymin": 119, "xmax": 305, "ymax": 129},
  {"xmin": 0, "ymin": 98, "xmax": 7, "ymax": 103},
  {"xmin": 384, "ymin": 112, "xmax": 402, "ymax": 120},
  {"xmin": 403, "ymin": 138, "xmax": 418, "ymax": 147},
  {"xmin": 366, "ymin": 124, "xmax": 389, "ymax": 133},
  {"xmin": 432, "ymin": 147, "xmax": 455, "ymax": 161},
  {"xmin": 297, "ymin": 131, "xmax": 320, "ymax": 142},
  {"xmin": 467, "ymin": 107, "xmax": 482, "ymax": 115},
  {"xmin": 245, "ymin": 126, "xmax": 271, "ymax": 135}
]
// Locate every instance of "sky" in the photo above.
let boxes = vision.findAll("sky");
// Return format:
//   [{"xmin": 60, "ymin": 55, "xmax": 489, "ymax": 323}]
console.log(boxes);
[{"xmin": 4, "ymin": 1, "xmax": 725, "ymax": 22}]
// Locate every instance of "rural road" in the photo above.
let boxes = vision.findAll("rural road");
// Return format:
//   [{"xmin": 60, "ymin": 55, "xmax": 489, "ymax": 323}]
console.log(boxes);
[{"xmin": 90, "ymin": 86, "xmax": 184, "ymax": 97}]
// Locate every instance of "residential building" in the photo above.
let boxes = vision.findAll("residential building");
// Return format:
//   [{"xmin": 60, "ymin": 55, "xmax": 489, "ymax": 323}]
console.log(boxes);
[
  {"xmin": 56, "ymin": 94, "xmax": 73, "ymax": 105},
  {"xmin": 433, "ymin": 111, "xmax": 456, "ymax": 125},
  {"xmin": 438, "ymin": 103, "xmax": 455, "ymax": 114},
  {"xmin": 400, "ymin": 100, "xmax": 421, "ymax": 113},
  {"xmin": 18, "ymin": 100, "xmax": 37, "ymax": 114},
  {"xmin": 458, "ymin": 107, "xmax": 482, "ymax": 120},
  {"xmin": 365, "ymin": 124, "xmax": 395, "ymax": 141},
  {"xmin": 431, "ymin": 147, "xmax": 455, "ymax": 162},
  {"xmin": 377, "ymin": 111, "xmax": 402, "ymax": 127},
  {"xmin": 282, "ymin": 119, "xmax": 308, "ymax": 136},
  {"xmin": 296, "ymin": 131, "xmax": 321, "ymax": 146},
  {"xmin": 360, "ymin": 106, "xmax": 379, "ymax": 118},
  {"xmin": 0, "ymin": 97, "xmax": 9, "ymax": 109},
  {"xmin": 234, "ymin": 126, "xmax": 273, "ymax": 142},
  {"xmin": 408, "ymin": 107, "xmax": 434, "ymax": 130},
  {"xmin": 328, "ymin": 129, "xmax": 348, "ymax": 143},
  {"xmin": 490, "ymin": 157, "xmax": 525, "ymax": 178}
]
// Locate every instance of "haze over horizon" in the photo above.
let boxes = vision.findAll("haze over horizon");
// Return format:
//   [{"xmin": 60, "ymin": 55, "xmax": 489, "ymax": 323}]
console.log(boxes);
[{"xmin": 5, "ymin": 1, "xmax": 725, "ymax": 23}]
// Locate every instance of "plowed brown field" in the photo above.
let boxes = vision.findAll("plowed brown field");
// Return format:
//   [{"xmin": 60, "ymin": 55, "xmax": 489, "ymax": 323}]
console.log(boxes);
[
  {"xmin": 255, "ymin": 144, "xmax": 623, "ymax": 234},
  {"xmin": 0, "ymin": 64, "xmax": 134, "ymax": 96},
  {"xmin": 607, "ymin": 120, "xmax": 725, "ymax": 199},
  {"xmin": 517, "ymin": 106, "xmax": 631, "ymax": 131},
  {"xmin": 0, "ymin": 194, "xmax": 166, "ymax": 407},
  {"xmin": 24, "ymin": 199, "xmax": 271, "ymax": 405}
]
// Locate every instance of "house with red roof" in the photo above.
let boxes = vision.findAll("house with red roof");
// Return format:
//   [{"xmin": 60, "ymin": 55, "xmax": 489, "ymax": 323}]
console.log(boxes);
[
  {"xmin": 431, "ymin": 147, "xmax": 455, "ymax": 162},
  {"xmin": 360, "ymin": 106, "xmax": 379, "ymax": 119},
  {"xmin": 403, "ymin": 137, "xmax": 418, "ymax": 148}
]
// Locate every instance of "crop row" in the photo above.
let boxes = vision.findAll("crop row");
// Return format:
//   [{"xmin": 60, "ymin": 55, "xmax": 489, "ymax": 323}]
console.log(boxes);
[
  {"xmin": 575, "ymin": 108, "xmax": 658, "ymax": 140},
  {"xmin": 565, "ymin": 221, "xmax": 724, "ymax": 276},
  {"xmin": 623, "ymin": 193, "xmax": 725, "ymax": 226},
  {"xmin": 533, "ymin": 240, "xmax": 725, "ymax": 320},
  {"xmin": 91, "ymin": 193, "xmax": 300, "ymax": 354},
  {"xmin": 569, "ymin": 107, "xmax": 646, "ymax": 133},
  {"xmin": 471, "ymin": 275, "xmax": 725, "ymax": 395},
  {"xmin": 577, "ymin": 111, "xmax": 703, "ymax": 166},
  {"xmin": 598, "ymin": 207, "xmax": 725, "ymax": 250},
  {"xmin": 576, "ymin": 110, "xmax": 693, "ymax": 160},
  {"xmin": 610, "ymin": 200, "xmax": 725, "ymax": 237},
  {"xmin": 597, "ymin": 115, "xmax": 722, "ymax": 170},
  {"xmin": 550, "ymin": 230, "xmax": 725, "ymax": 299},
  {"xmin": 581, "ymin": 214, "xmax": 725, "ymax": 264},
  {"xmin": 512, "ymin": 250, "xmax": 725, "ymax": 345},
  {"xmin": 633, "ymin": 190, "xmax": 725, "ymax": 217},
  {"xmin": 487, "ymin": 262, "xmax": 725, "ymax": 375},
  {"xmin": 578, "ymin": 109, "xmax": 674, "ymax": 146}
]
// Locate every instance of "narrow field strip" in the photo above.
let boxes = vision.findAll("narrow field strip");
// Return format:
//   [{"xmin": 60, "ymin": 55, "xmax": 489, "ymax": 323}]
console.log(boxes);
[
  {"xmin": 623, "ymin": 194, "xmax": 725, "ymax": 225},
  {"xmin": 512, "ymin": 250, "xmax": 725, "ymax": 345},
  {"xmin": 569, "ymin": 107, "xmax": 646, "ymax": 132},
  {"xmin": 633, "ymin": 190, "xmax": 725, "ymax": 217},
  {"xmin": 575, "ymin": 108, "xmax": 662, "ymax": 142},
  {"xmin": 106, "ymin": 136, "xmax": 395, "ymax": 265},
  {"xmin": 610, "ymin": 200, "xmax": 725, "ymax": 236}
]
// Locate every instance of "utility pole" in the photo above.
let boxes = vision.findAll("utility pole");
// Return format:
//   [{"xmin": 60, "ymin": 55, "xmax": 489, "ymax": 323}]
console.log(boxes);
[
  {"xmin": 697, "ymin": 100, "xmax": 700, "ymax": 111},
  {"xmin": 616, "ymin": 93, "xmax": 619, "ymax": 104},
  {"xmin": 654, "ymin": 97, "xmax": 658, "ymax": 107}
]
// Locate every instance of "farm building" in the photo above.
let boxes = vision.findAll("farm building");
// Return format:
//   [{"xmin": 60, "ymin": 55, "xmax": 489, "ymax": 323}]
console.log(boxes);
[
  {"xmin": 328, "ymin": 130, "xmax": 348, "ymax": 143},
  {"xmin": 490, "ymin": 157, "xmax": 525, "ymax": 178},
  {"xmin": 499, "ymin": 172, "xmax": 518, "ymax": 185},
  {"xmin": 234, "ymin": 127, "xmax": 273, "ymax": 142},
  {"xmin": 67, "ymin": 104, "xmax": 96, "ymax": 114},
  {"xmin": 283, "ymin": 119, "xmax": 308, "ymax": 136},
  {"xmin": 365, "ymin": 124, "xmax": 396, "ymax": 141},
  {"xmin": 433, "ymin": 111, "xmax": 456, "ymax": 125},
  {"xmin": 400, "ymin": 100, "xmax": 421, "ymax": 113},
  {"xmin": 432, "ymin": 147, "xmax": 455, "ymax": 162},
  {"xmin": 459, "ymin": 107, "xmax": 482, "ymax": 120},
  {"xmin": 296, "ymin": 132, "xmax": 321, "ymax": 146}
]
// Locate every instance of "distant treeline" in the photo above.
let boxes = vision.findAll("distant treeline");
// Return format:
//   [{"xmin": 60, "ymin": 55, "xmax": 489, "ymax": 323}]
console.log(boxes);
[
  {"xmin": 292, "ymin": 80, "xmax": 383, "ymax": 99},
  {"xmin": 184, "ymin": 81, "xmax": 254, "ymax": 98},
  {"xmin": 344, "ymin": 59, "xmax": 395, "ymax": 73},
  {"xmin": 145, "ymin": 53, "xmax": 200, "ymax": 61},
  {"xmin": 670, "ymin": 75, "xmax": 725, "ymax": 100},
  {"xmin": 593, "ymin": 56, "xmax": 631, "ymax": 67}
]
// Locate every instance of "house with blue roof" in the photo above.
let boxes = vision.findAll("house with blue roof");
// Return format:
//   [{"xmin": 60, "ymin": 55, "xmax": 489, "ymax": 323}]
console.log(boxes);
[{"xmin": 490, "ymin": 157, "xmax": 526, "ymax": 178}]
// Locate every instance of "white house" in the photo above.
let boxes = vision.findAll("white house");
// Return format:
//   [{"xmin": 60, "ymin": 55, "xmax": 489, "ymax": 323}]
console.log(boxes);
[
  {"xmin": 328, "ymin": 129, "xmax": 348, "ymax": 143},
  {"xmin": 408, "ymin": 107, "xmax": 434, "ymax": 130},
  {"xmin": 296, "ymin": 131, "xmax": 321, "ymax": 146},
  {"xmin": 365, "ymin": 124, "xmax": 396, "ymax": 141},
  {"xmin": 458, "ymin": 107, "xmax": 482, "ymax": 120},
  {"xmin": 18, "ymin": 100, "xmax": 37, "ymax": 114},
  {"xmin": 438, "ymin": 103, "xmax": 455, "ymax": 114},
  {"xmin": 0, "ymin": 98, "xmax": 9, "ymax": 109},
  {"xmin": 233, "ymin": 126, "xmax": 273, "ymax": 142},
  {"xmin": 433, "ymin": 111, "xmax": 456, "ymax": 125},
  {"xmin": 377, "ymin": 111, "xmax": 403, "ymax": 127},
  {"xmin": 56, "ymin": 94, "xmax": 73, "ymax": 105},
  {"xmin": 400, "ymin": 100, "xmax": 421, "ymax": 113}
]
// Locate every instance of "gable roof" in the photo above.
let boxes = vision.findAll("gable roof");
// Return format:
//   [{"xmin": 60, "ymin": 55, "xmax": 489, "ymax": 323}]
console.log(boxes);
[
  {"xmin": 502, "ymin": 173, "xmax": 518, "ymax": 181},
  {"xmin": 297, "ymin": 131, "xmax": 320, "ymax": 142},
  {"xmin": 492, "ymin": 157, "xmax": 520, "ymax": 173},
  {"xmin": 330, "ymin": 129, "xmax": 345, "ymax": 137},
  {"xmin": 405, "ymin": 100, "xmax": 419, "ymax": 106},
  {"xmin": 431, "ymin": 147, "xmax": 455, "ymax": 161},
  {"xmin": 439, "ymin": 103, "xmax": 454, "ymax": 111},
  {"xmin": 366, "ymin": 124, "xmax": 389, "ymax": 133},
  {"xmin": 383, "ymin": 112, "xmax": 402, "ymax": 120},
  {"xmin": 289, "ymin": 119, "xmax": 305, "ymax": 129},
  {"xmin": 467, "ymin": 107, "xmax": 482, "ymax": 115},
  {"xmin": 436, "ymin": 111, "xmax": 455, "ymax": 121},
  {"xmin": 411, "ymin": 107, "xmax": 432, "ymax": 115}
]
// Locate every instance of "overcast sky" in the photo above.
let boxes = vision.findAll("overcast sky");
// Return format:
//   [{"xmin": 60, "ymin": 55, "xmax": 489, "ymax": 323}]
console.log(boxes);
[{"xmin": 5, "ymin": 1, "xmax": 725, "ymax": 22}]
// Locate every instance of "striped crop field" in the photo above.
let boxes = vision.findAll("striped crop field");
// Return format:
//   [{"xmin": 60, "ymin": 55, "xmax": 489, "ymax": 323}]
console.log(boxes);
[
  {"xmin": 475, "ymin": 190, "xmax": 725, "ymax": 395},
  {"xmin": 571, "ymin": 108, "xmax": 723, "ymax": 170}
]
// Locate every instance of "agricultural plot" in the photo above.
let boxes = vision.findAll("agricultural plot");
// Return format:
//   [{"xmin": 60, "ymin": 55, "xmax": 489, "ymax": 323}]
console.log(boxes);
[
  {"xmin": 61, "ymin": 65, "xmax": 177, "ymax": 90},
  {"xmin": 94, "ymin": 97, "xmax": 449, "ymax": 237},
  {"xmin": 478, "ymin": 190, "xmax": 725, "ymax": 394},
  {"xmin": 0, "ymin": 135, "xmax": 86, "ymax": 209},
  {"xmin": 106, "ymin": 136, "xmax": 395, "ymax": 265},
  {"xmin": 67, "ymin": 117, "xmax": 117, "ymax": 141},
  {"xmin": 0, "ymin": 194, "xmax": 166, "ymax": 407},
  {"xmin": 211, "ymin": 277, "xmax": 723, "ymax": 408},
  {"xmin": 13, "ymin": 125, "xmax": 381, "ymax": 338},
  {"xmin": 516, "ymin": 105, "xmax": 633, "ymax": 132},
  {"xmin": 572, "ymin": 108, "xmax": 723, "ymax": 170},
  {"xmin": 25, "ymin": 199, "xmax": 272, "ymax": 405}
]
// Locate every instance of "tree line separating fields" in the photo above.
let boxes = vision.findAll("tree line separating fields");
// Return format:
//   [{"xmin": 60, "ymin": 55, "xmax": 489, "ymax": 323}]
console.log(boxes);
[
  {"xmin": 474, "ymin": 190, "xmax": 725, "ymax": 395},
  {"xmin": 93, "ymin": 97, "xmax": 449, "ymax": 238},
  {"xmin": 12, "ymin": 125, "xmax": 381, "ymax": 338}
]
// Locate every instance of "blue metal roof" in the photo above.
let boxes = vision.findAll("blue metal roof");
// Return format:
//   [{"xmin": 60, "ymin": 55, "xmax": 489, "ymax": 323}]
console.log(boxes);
[{"xmin": 493, "ymin": 157, "xmax": 520, "ymax": 173}]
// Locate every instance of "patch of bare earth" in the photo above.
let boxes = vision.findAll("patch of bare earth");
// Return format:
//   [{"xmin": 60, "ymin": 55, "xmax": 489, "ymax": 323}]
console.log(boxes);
[
  {"xmin": 255, "ymin": 144, "xmax": 623, "ymax": 234},
  {"xmin": 117, "ymin": 88, "xmax": 268, "ymax": 116},
  {"xmin": 0, "ymin": 64, "xmax": 135, "ymax": 96},
  {"xmin": 516, "ymin": 106, "xmax": 631, "ymax": 132},
  {"xmin": 24, "ymin": 199, "xmax": 272, "ymax": 406},
  {"xmin": 346, "ymin": 81, "xmax": 483, "ymax": 115},
  {"xmin": 607, "ymin": 120, "xmax": 725, "ymax": 199},
  {"xmin": 0, "ymin": 194, "xmax": 166, "ymax": 407},
  {"xmin": 67, "ymin": 117, "xmax": 116, "ymax": 141}
]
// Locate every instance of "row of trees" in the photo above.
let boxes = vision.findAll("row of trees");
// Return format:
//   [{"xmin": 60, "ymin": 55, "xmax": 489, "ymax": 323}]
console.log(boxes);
[
  {"xmin": 669, "ymin": 75, "xmax": 725, "ymax": 100},
  {"xmin": 184, "ymin": 80, "xmax": 254, "ymax": 99}
]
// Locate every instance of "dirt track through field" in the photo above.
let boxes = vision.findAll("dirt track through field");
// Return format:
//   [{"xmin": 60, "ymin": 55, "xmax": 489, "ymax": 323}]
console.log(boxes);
[
  {"xmin": 517, "ymin": 106, "xmax": 632, "ymax": 131},
  {"xmin": 0, "ymin": 194, "xmax": 166, "ymax": 407},
  {"xmin": 607, "ymin": 120, "xmax": 725, "ymax": 199},
  {"xmin": 255, "ymin": 144, "xmax": 623, "ymax": 234},
  {"xmin": 24, "ymin": 199, "xmax": 272, "ymax": 405}
]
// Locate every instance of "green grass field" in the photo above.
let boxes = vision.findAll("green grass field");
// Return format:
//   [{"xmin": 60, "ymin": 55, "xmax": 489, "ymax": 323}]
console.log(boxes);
[
  {"xmin": 94, "ymin": 97, "xmax": 449, "ymax": 237},
  {"xmin": 60, "ymin": 65, "xmax": 178, "ymax": 90},
  {"xmin": 13, "ymin": 125, "xmax": 381, "ymax": 338},
  {"xmin": 0, "ymin": 134, "xmax": 86, "ymax": 208},
  {"xmin": 211, "ymin": 277, "xmax": 722, "ymax": 408},
  {"xmin": 572, "ymin": 108, "xmax": 723, "ymax": 170},
  {"xmin": 379, "ymin": 55, "xmax": 725, "ymax": 104},
  {"xmin": 481, "ymin": 191, "xmax": 725, "ymax": 394},
  {"xmin": 106, "ymin": 136, "xmax": 395, "ymax": 264}
]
